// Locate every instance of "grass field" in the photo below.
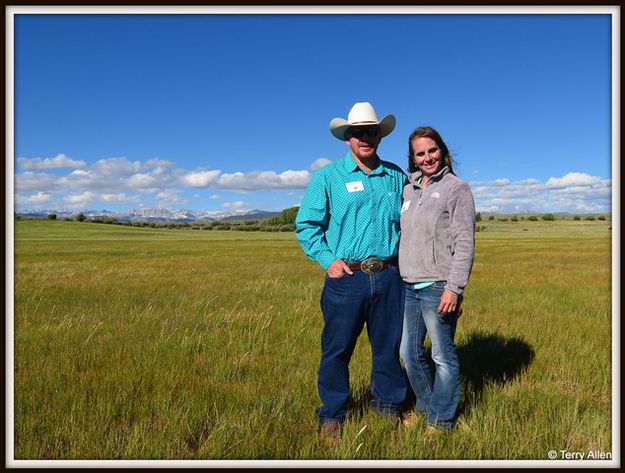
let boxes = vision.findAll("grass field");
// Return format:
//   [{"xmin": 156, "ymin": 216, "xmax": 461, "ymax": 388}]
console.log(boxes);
[{"xmin": 11, "ymin": 218, "xmax": 613, "ymax": 461}]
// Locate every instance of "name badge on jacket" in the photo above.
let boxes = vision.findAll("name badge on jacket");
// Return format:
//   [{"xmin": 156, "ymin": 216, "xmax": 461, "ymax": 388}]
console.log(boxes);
[{"xmin": 346, "ymin": 181, "xmax": 364, "ymax": 192}]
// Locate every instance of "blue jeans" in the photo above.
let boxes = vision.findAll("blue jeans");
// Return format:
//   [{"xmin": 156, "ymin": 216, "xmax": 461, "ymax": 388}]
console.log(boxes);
[
  {"xmin": 400, "ymin": 281, "xmax": 461, "ymax": 431},
  {"xmin": 317, "ymin": 266, "xmax": 408, "ymax": 424}
]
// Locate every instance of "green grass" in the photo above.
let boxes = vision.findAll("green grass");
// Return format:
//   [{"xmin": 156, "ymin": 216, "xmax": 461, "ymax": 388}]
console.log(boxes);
[{"xmin": 12, "ymin": 219, "xmax": 612, "ymax": 460}]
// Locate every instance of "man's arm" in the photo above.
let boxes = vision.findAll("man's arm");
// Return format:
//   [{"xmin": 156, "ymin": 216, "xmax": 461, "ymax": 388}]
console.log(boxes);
[{"xmin": 295, "ymin": 171, "xmax": 337, "ymax": 270}]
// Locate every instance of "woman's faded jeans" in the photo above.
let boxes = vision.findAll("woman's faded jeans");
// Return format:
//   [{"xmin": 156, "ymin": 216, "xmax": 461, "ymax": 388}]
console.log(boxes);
[{"xmin": 400, "ymin": 281, "xmax": 461, "ymax": 431}]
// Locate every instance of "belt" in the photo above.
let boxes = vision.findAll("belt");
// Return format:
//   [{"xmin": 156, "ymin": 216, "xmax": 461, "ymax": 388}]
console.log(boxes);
[{"xmin": 347, "ymin": 257, "xmax": 398, "ymax": 275}]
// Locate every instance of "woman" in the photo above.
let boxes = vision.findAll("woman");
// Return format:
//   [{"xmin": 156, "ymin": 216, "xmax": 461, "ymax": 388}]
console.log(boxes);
[{"xmin": 398, "ymin": 126, "xmax": 475, "ymax": 432}]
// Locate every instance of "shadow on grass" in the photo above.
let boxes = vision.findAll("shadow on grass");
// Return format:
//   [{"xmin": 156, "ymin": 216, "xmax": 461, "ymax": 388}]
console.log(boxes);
[
  {"xmin": 346, "ymin": 384, "xmax": 374, "ymax": 419},
  {"xmin": 346, "ymin": 331, "xmax": 534, "ymax": 420},
  {"xmin": 457, "ymin": 331, "xmax": 535, "ymax": 416}
]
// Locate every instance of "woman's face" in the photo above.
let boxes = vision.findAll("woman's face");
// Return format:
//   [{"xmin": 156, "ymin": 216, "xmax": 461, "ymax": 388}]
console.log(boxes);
[{"xmin": 411, "ymin": 137, "xmax": 442, "ymax": 177}]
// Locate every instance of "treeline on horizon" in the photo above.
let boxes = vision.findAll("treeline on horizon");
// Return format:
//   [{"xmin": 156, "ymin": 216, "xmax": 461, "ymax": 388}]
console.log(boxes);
[
  {"xmin": 17, "ymin": 206, "xmax": 300, "ymax": 232},
  {"xmin": 15, "ymin": 207, "xmax": 611, "ymax": 232}
]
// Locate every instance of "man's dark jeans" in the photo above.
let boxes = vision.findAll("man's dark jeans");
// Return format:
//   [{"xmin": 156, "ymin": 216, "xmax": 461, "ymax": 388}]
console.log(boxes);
[{"xmin": 317, "ymin": 265, "xmax": 407, "ymax": 424}]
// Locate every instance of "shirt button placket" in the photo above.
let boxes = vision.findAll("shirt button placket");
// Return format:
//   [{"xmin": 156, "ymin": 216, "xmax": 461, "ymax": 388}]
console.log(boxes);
[{"xmin": 367, "ymin": 175, "xmax": 376, "ymax": 258}]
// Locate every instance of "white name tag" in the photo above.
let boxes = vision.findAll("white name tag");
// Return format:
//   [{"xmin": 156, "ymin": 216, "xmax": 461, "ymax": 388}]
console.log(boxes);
[
  {"xmin": 401, "ymin": 200, "xmax": 411, "ymax": 213},
  {"xmin": 346, "ymin": 181, "xmax": 364, "ymax": 192}
]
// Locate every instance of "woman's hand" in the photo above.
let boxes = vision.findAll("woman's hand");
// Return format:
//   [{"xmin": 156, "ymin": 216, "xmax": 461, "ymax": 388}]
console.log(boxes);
[{"xmin": 437, "ymin": 289, "xmax": 458, "ymax": 314}]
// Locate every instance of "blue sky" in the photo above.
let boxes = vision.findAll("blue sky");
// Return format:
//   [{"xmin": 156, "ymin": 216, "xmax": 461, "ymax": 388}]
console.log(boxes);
[{"xmin": 13, "ymin": 12, "xmax": 613, "ymax": 213}]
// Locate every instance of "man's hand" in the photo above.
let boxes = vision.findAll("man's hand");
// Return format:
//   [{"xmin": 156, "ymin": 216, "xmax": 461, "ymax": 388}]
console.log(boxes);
[
  {"xmin": 326, "ymin": 259, "xmax": 354, "ymax": 278},
  {"xmin": 437, "ymin": 289, "xmax": 458, "ymax": 314}
]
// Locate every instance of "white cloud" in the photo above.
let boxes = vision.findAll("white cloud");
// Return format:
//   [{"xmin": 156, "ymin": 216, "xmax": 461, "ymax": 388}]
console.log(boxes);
[
  {"xmin": 216, "ymin": 170, "xmax": 310, "ymax": 191},
  {"xmin": 222, "ymin": 201, "xmax": 251, "ymax": 210},
  {"xmin": 92, "ymin": 157, "xmax": 142, "ymax": 177},
  {"xmin": 100, "ymin": 193, "xmax": 140, "ymax": 203},
  {"xmin": 17, "ymin": 153, "xmax": 86, "ymax": 170},
  {"xmin": 127, "ymin": 173, "xmax": 159, "ymax": 189},
  {"xmin": 154, "ymin": 189, "xmax": 188, "ymax": 208},
  {"xmin": 15, "ymin": 192, "xmax": 52, "ymax": 206},
  {"xmin": 143, "ymin": 158, "xmax": 176, "ymax": 170},
  {"xmin": 15, "ymin": 172, "xmax": 60, "ymax": 193},
  {"xmin": 63, "ymin": 191, "xmax": 96, "ymax": 208},
  {"xmin": 209, "ymin": 194, "xmax": 221, "ymax": 200},
  {"xmin": 472, "ymin": 172, "xmax": 611, "ymax": 213},
  {"xmin": 181, "ymin": 170, "xmax": 221, "ymax": 188},
  {"xmin": 546, "ymin": 172, "xmax": 604, "ymax": 189},
  {"xmin": 311, "ymin": 158, "xmax": 332, "ymax": 170}
]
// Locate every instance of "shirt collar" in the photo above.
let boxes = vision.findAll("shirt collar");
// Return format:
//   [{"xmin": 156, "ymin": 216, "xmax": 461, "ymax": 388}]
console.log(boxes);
[
  {"xmin": 409, "ymin": 165, "xmax": 449, "ymax": 185},
  {"xmin": 341, "ymin": 152, "xmax": 386, "ymax": 176}
]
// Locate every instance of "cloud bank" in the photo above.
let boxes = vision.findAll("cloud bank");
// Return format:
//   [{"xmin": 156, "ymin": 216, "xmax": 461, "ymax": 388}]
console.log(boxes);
[
  {"xmin": 470, "ymin": 172, "xmax": 611, "ymax": 213},
  {"xmin": 13, "ymin": 153, "xmax": 611, "ymax": 213}
]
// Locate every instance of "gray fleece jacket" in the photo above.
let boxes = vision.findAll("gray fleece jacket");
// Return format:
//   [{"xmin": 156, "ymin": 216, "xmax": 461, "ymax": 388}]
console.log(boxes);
[{"xmin": 398, "ymin": 166, "xmax": 475, "ymax": 294}]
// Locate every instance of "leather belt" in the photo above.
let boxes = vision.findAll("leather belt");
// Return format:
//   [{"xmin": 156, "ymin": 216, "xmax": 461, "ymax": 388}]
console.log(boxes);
[{"xmin": 347, "ymin": 257, "xmax": 398, "ymax": 275}]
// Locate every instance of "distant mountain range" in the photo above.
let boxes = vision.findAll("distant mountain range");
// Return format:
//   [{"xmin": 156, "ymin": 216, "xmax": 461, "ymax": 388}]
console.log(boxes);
[{"xmin": 16, "ymin": 207, "xmax": 283, "ymax": 222}]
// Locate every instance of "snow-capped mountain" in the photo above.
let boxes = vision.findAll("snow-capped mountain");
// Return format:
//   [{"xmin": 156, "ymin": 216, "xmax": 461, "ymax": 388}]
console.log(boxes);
[{"xmin": 16, "ymin": 207, "xmax": 282, "ymax": 222}]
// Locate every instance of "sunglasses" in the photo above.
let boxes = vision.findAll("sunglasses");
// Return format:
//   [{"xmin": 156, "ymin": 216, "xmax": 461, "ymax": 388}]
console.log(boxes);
[{"xmin": 349, "ymin": 127, "xmax": 380, "ymax": 139}]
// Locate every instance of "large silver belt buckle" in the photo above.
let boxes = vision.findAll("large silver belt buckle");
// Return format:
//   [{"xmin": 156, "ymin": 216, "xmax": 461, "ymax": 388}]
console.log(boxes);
[{"xmin": 361, "ymin": 257, "xmax": 384, "ymax": 275}]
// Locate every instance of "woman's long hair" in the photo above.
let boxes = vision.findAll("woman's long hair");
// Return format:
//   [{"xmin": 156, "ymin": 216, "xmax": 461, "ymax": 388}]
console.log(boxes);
[{"xmin": 407, "ymin": 126, "xmax": 455, "ymax": 175}]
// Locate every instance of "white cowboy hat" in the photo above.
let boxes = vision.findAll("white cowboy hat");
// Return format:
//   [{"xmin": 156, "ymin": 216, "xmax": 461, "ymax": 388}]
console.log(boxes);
[{"xmin": 329, "ymin": 102, "xmax": 396, "ymax": 141}]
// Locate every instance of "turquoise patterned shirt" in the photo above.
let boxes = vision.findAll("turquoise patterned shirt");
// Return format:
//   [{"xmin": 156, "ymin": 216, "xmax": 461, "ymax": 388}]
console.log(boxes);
[{"xmin": 295, "ymin": 152, "xmax": 408, "ymax": 270}]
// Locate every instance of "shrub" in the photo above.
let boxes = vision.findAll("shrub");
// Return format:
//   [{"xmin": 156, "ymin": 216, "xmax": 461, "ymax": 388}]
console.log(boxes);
[
  {"xmin": 47, "ymin": 213, "xmax": 57, "ymax": 220},
  {"xmin": 15, "ymin": 215, "xmax": 22, "ymax": 221},
  {"xmin": 279, "ymin": 224, "xmax": 295, "ymax": 232},
  {"xmin": 488, "ymin": 216, "xmax": 495, "ymax": 221},
  {"xmin": 541, "ymin": 213, "xmax": 556, "ymax": 221},
  {"xmin": 75, "ymin": 212, "xmax": 86, "ymax": 222},
  {"xmin": 598, "ymin": 215, "xmax": 606, "ymax": 221},
  {"xmin": 528, "ymin": 216, "xmax": 538, "ymax": 221},
  {"xmin": 573, "ymin": 216, "xmax": 581, "ymax": 221},
  {"xmin": 585, "ymin": 216, "xmax": 596, "ymax": 221},
  {"xmin": 265, "ymin": 216, "xmax": 284, "ymax": 226},
  {"xmin": 511, "ymin": 215, "xmax": 519, "ymax": 222},
  {"xmin": 281, "ymin": 206, "xmax": 300, "ymax": 225},
  {"xmin": 475, "ymin": 212, "xmax": 482, "ymax": 222},
  {"xmin": 102, "ymin": 217, "xmax": 117, "ymax": 225},
  {"xmin": 239, "ymin": 225, "xmax": 262, "ymax": 231},
  {"xmin": 497, "ymin": 218, "xmax": 509, "ymax": 222},
  {"xmin": 91, "ymin": 218, "xmax": 103, "ymax": 224}
]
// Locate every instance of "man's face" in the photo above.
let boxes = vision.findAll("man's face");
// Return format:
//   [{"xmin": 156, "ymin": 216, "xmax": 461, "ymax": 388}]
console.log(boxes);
[{"xmin": 346, "ymin": 126, "xmax": 381, "ymax": 161}]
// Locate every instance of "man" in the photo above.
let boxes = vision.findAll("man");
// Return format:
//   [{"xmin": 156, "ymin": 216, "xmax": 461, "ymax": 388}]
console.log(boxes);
[{"xmin": 295, "ymin": 102, "xmax": 408, "ymax": 446}]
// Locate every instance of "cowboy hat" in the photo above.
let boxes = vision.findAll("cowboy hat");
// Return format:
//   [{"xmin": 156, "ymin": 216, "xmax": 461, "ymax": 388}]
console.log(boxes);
[{"xmin": 329, "ymin": 102, "xmax": 396, "ymax": 141}]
